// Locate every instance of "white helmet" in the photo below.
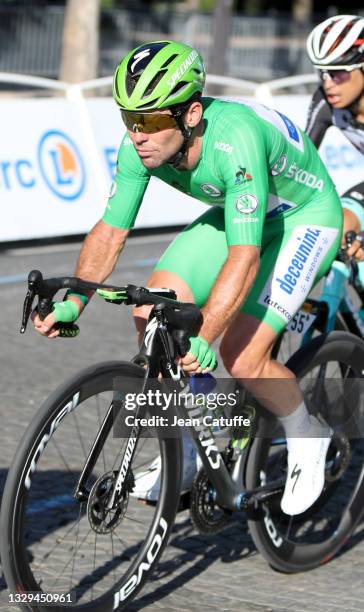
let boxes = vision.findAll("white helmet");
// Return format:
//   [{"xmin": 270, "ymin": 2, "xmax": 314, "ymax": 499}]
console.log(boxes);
[{"xmin": 307, "ymin": 15, "xmax": 364, "ymax": 69}]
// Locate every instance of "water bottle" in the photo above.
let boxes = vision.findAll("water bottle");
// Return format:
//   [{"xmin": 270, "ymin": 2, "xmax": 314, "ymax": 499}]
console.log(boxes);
[
  {"xmin": 177, "ymin": 374, "xmax": 218, "ymax": 487},
  {"xmin": 189, "ymin": 372, "xmax": 221, "ymax": 433}
]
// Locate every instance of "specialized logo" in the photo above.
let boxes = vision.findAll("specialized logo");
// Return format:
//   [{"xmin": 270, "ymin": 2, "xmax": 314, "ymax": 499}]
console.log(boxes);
[
  {"xmin": 167, "ymin": 50, "xmax": 199, "ymax": 88},
  {"xmin": 144, "ymin": 318, "xmax": 159, "ymax": 349},
  {"xmin": 130, "ymin": 49, "xmax": 151, "ymax": 73},
  {"xmin": 270, "ymin": 154, "xmax": 287, "ymax": 176},
  {"xmin": 214, "ymin": 141, "xmax": 233, "ymax": 154},
  {"xmin": 115, "ymin": 433, "xmax": 138, "ymax": 494},
  {"xmin": 38, "ymin": 130, "xmax": 86, "ymax": 200},
  {"xmin": 234, "ymin": 166, "xmax": 253, "ymax": 185},
  {"xmin": 201, "ymin": 183, "xmax": 222, "ymax": 197},
  {"xmin": 285, "ymin": 163, "xmax": 324, "ymax": 192},
  {"xmin": 235, "ymin": 193, "xmax": 258, "ymax": 214},
  {"xmin": 290, "ymin": 464, "xmax": 301, "ymax": 493}
]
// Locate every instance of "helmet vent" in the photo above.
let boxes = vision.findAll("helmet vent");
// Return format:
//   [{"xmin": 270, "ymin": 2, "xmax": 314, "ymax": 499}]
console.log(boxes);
[
  {"xmin": 167, "ymin": 81, "xmax": 189, "ymax": 99},
  {"xmin": 125, "ymin": 72, "xmax": 140, "ymax": 97},
  {"xmin": 160, "ymin": 54, "xmax": 178, "ymax": 68},
  {"xmin": 143, "ymin": 70, "xmax": 167, "ymax": 98},
  {"xmin": 137, "ymin": 98, "xmax": 161, "ymax": 109}
]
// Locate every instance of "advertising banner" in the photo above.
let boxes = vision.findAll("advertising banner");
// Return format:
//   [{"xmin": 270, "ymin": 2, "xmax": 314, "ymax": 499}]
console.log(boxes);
[{"xmin": 1, "ymin": 94, "xmax": 363, "ymax": 241}]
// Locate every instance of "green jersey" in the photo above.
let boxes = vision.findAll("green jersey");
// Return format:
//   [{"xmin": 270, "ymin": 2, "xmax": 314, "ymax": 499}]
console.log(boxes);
[{"xmin": 103, "ymin": 97, "xmax": 337, "ymax": 246}]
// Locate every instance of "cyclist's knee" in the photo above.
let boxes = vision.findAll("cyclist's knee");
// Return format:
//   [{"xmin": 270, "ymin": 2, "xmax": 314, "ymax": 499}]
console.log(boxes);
[{"xmin": 220, "ymin": 343, "xmax": 266, "ymax": 379}]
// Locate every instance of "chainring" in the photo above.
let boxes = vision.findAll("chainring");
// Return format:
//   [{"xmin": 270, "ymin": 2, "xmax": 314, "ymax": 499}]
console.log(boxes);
[{"xmin": 190, "ymin": 468, "xmax": 232, "ymax": 534}]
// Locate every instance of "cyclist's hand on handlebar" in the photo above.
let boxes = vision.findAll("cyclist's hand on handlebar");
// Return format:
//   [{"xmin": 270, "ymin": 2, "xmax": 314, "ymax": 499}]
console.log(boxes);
[
  {"xmin": 178, "ymin": 335, "xmax": 217, "ymax": 373},
  {"xmin": 32, "ymin": 309, "xmax": 58, "ymax": 338},
  {"xmin": 32, "ymin": 299, "xmax": 81, "ymax": 339},
  {"xmin": 345, "ymin": 231, "xmax": 364, "ymax": 262}
]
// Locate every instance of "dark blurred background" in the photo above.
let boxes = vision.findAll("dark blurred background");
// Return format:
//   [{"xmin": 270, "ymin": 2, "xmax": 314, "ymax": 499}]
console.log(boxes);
[{"xmin": 0, "ymin": 0, "xmax": 363, "ymax": 87}]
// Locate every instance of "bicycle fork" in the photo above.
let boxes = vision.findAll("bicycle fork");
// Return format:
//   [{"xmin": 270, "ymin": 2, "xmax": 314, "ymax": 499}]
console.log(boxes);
[{"xmin": 74, "ymin": 367, "xmax": 151, "ymax": 507}]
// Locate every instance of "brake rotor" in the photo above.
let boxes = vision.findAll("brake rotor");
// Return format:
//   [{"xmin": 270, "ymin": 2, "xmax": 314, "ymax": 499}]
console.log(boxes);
[{"xmin": 87, "ymin": 470, "xmax": 134, "ymax": 534}]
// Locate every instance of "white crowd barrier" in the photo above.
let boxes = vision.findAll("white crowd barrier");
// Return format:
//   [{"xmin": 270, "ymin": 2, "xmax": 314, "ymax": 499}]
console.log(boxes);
[{"xmin": 1, "ymin": 73, "xmax": 363, "ymax": 242}]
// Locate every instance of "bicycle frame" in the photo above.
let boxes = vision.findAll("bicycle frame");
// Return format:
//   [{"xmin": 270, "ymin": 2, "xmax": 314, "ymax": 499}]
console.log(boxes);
[
  {"xmin": 131, "ymin": 309, "xmax": 283, "ymax": 513},
  {"xmin": 73, "ymin": 306, "xmax": 284, "ymax": 514}
]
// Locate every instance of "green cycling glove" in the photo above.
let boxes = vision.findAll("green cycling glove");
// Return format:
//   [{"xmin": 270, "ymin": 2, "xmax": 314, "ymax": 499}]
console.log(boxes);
[
  {"xmin": 51, "ymin": 291, "xmax": 88, "ymax": 324},
  {"xmin": 188, "ymin": 336, "xmax": 218, "ymax": 371},
  {"xmin": 52, "ymin": 300, "xmax": 80, "ymax": 323}
]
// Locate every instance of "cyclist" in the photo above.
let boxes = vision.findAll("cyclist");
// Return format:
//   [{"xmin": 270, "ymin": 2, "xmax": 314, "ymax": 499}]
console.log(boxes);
[
  {"xmin": 306, "ymin": 14, "xmax": 364, "ymax": 268},
  {"xmin": 33, "ymin": 40, "xmax": 343, "ymax": 516}
]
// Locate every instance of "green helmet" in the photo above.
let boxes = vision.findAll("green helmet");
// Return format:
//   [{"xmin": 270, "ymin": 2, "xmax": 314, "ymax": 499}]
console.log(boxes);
[{"xmin": 113, "ymin": 40, "xmax": 205, "ymax": 111}]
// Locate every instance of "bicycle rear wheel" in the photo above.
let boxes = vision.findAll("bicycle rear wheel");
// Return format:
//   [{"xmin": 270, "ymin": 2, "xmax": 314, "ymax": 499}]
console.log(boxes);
[
  {"xmin": 276, "ymin": 311, "xmax": 348, "ymax": 365},
  {"xmin": 1, "ymin": 361, "xmax": 182, "ymax": 610},
  {"xmin": 246, "ymin": 332, "xmax": 364, "ymax": 572}
]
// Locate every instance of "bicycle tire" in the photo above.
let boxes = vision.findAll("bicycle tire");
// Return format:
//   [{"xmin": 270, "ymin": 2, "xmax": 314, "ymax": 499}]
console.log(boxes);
[
  {"xmin": 245, "ymin": 331, "xmax": 364, "ymax": 572},
  {"xmin": 276, "ymin": 311, "xmax": 349, "ymax": 366},
  {"xmin": 0, "ymin": 360, "xmax": 182, "ymax": 611}
]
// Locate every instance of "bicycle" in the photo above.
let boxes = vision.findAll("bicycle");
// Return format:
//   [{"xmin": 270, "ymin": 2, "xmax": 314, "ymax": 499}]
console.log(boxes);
[{"xmin": 1, "ymin": 266, "xmax": 364, "ymax": 611}]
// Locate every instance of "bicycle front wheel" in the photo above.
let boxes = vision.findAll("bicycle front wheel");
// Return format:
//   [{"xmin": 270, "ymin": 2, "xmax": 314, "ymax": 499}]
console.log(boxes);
[
  {"xmin": 1, "ymin": 361, "xmax": 182, "ymax": 610},
  {"xmin": 246, "ymin": 332, "xmax": 364, "ymax": 572}
]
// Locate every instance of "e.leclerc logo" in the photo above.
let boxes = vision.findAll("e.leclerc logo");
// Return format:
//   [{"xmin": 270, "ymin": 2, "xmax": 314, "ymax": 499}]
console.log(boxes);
[{"xmin": 37, "ymin": 130, "xmax": 86, "ymax": 200}]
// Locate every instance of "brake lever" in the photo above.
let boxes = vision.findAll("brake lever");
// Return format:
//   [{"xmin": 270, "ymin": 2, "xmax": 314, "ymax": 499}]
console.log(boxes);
[
  {"xmin": 20, "ymin": 286, "xmax": 36, "ymax": 334},
  {"xmin": 20, "ymin": 270, "xmax": 49, "ymax": 334},
  {"xmin": 20, "ymin": 270, "xmax": 80, "ymax": 338}
]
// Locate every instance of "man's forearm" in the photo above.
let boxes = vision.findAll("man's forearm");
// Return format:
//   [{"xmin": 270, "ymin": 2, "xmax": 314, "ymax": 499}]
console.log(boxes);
[
  {"xmin": 72, "ymin": 220, "xmax": 128, "ymax": 304},
  {"xmin": 199, "ymin": 245, "xmax": 260, "ymax": 344}
]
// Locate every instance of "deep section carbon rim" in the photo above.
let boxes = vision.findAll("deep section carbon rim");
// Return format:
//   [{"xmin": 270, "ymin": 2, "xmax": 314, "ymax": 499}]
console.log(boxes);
[
  {"xmin": 1, "ymin": 362, "xmax": 181, "ymax": 610},
  {"xmin": 246, "ymin": 333, "xmax": 364, "ymax": 571}
]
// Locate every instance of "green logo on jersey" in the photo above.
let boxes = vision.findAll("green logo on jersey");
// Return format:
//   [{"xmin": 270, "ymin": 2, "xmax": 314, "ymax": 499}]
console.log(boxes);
[
  {"xmin": 201, "ymin": 183, "xmax": 222, "ymax": 197},
  {"xmin": 235, "ymin": 167, "xmax": 253, "ymax": 185},
  {"xmin": 270, "ymin": 154, "xmax": 287, "ymax": 176},
  {"xmin": 235, "ymin": 194, "xmax": 258, "ymax": 214}
]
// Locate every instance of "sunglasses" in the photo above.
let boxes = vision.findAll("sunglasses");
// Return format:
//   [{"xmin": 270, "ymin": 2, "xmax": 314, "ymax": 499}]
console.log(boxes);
[
  {"xmin": 317, "ymin": 68, "xmax": 353, "ymax": 85},
  {"xmin": 121, "ymin": 110, "xmax": 178, "ymax": 134}
]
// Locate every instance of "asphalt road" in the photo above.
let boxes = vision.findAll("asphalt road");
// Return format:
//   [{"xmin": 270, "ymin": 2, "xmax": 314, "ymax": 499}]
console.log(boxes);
[{"xmin": 0, "ymin": 232, "xmax": 363, "ymax": 612}]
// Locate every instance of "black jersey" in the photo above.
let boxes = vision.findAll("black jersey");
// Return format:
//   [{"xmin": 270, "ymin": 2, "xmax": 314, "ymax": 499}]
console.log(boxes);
[{"xmin": 306, "ymin": 86, "xmax": 364, "ymax": 154}]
